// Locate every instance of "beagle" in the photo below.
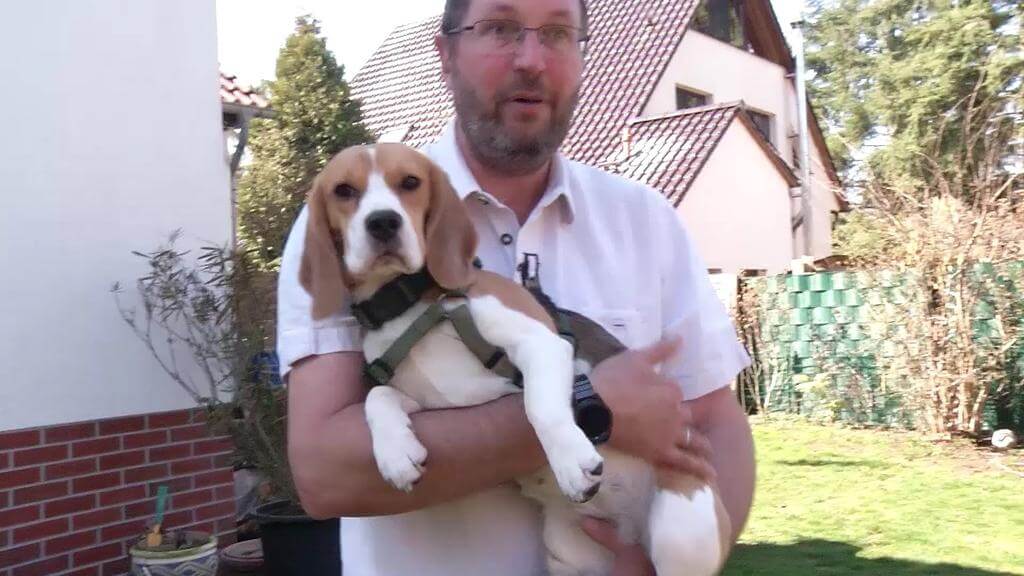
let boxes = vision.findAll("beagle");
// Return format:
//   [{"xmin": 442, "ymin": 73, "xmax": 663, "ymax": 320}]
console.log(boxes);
[{"xmin": 299, "ymin": 143, "xmax": 731, "ymax": 576}]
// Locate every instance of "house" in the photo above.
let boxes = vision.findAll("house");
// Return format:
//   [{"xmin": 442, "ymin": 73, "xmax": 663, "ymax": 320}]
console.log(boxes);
[
  {"xmin": 0, "ymin": 2, "xmax": 239, "ymax": 574},
  {"xmin": 350, "ymin": 0, "xmax": 847, "ymax": 277},
  {"xmin": 220, "ymin": 71, "xmax": 271, "ymax": 179},
  {"xmin": 220, "ymin": 72, "xmax": 272, "ymax": 243}
]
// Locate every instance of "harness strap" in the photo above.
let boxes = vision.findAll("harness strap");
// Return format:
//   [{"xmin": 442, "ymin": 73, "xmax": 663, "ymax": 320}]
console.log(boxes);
[
  {"xmin": 363, "ymin": 299, "xmax": 524, "ymax": 389},
  {"xmin": 448, "ymin": 305, "xmax": 523, "ymax": 386},
  {"xmin": 520, "ymin": 254, "xmax": 577, "ymax": 354},
  {"xmin": 363, "ymin": 302, "xmax": 449, "ymax": 388}
]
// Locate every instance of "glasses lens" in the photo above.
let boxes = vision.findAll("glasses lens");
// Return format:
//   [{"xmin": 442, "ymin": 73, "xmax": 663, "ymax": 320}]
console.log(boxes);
[
  {"xmin": 477, "ymin": 20, "xmax": 522, "ymax": 47},
  {"xmin": 539, "ymin": 25, "xmax": 575, "ymax": 50}
]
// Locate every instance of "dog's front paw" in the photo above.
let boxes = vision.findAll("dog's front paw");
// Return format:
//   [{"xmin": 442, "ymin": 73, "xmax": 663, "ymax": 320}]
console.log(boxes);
[
  {"xmin": 546, "ymin": 426, "xmax": 604, "ymax": 503},
  {"xmin": 372, "ymin": 428, "xmax": 428, "ymax": 492}
]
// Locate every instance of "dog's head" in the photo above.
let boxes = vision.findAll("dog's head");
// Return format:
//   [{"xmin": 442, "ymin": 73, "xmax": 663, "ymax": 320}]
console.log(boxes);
[{"xmin": 299, "ymin": 143, "xmax": 479, "ymax": 319}]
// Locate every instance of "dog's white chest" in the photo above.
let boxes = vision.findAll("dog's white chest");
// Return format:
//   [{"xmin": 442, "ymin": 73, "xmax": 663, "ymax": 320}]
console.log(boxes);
[{"xmin": 362, "ymin": 301, "xmax": 521, "ymax": 409}]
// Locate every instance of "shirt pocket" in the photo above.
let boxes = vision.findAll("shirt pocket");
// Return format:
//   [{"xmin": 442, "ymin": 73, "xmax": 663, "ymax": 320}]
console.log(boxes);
[{"xmin": 576, "ymin": 307, "xmax": 648, "ymax": 350}]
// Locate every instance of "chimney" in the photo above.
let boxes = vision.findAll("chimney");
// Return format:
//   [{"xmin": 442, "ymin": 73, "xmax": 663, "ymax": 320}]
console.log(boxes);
[{"xmin": 622, "ymin": 125, "xmax": 632, "ymax": 158}]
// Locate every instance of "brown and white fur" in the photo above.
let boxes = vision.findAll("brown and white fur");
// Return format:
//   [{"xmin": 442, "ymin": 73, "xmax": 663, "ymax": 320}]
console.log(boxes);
[{"xmin": 299, "ymin": 143, "xmax": 731, "ymax": 576}]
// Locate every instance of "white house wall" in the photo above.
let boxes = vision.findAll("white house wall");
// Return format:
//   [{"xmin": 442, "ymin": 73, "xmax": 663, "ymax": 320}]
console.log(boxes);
[
  {"xmin": 677, "ymin": 123, "xmax": 794, "ymax": 275},
  {"xmin": 644, "ymin": 30, "xmax": 838, "ymax": 262},
  {"xmin": 0, "ymin": 0, "xmax": 231, "ymax": 430}
]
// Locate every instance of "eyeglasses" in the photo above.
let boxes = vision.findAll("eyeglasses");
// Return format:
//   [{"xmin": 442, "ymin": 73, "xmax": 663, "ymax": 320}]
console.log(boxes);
[{"xmin": 444, "ymin": 19, "xmax": 589, "ymax": 54}]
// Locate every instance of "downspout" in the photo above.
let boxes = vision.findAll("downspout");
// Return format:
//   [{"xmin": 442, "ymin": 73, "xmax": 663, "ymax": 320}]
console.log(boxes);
[{"xmin": 791, "ymin": 16, "xmax": 813, "ymax": 260}]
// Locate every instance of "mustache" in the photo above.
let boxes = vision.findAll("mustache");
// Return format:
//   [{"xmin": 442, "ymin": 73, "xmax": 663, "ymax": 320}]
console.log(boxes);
[{"xmin": 495, "ymin": 75, "xmax": 550, "ymax": 101}]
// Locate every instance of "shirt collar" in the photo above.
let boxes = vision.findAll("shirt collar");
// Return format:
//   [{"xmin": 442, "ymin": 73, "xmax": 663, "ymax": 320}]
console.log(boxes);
[{"xmin": 428, "ymin": 118, "xmax": 576, "ymax": 224}]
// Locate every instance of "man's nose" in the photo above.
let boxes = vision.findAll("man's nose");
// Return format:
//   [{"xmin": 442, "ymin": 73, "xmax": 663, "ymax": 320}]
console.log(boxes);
[
  {"xmin": 512, "ymin": 31, "xmax": 547, "ymax": 74},
  {"xmin": 365, "ymin": 209, "xmax": 403, "ymax": 243}
]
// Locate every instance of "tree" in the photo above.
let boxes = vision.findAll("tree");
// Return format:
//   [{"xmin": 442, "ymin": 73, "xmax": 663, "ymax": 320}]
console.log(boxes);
[
  {"xmin": 237, "ymin": 15, "xmax": 374, "ymax": 269},
  {"xmin": 805, "ymin": 0, "xmax": 1021, "ymax": 205}
]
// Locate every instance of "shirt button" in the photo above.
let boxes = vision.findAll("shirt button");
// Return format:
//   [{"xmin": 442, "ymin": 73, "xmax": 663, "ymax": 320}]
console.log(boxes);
[{"xmin": 500, "ymin": 233, "xmax": 514, "ymax": 246}]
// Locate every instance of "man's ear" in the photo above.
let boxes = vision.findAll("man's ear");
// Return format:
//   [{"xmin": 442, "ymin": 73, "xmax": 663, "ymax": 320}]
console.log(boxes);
[
  {"xmin": 424, "ymin": 160, "xmax": 478, "ymax": 290},
  {"xmin": 299, "ymin": 176, "xmax": 348, "ymax": 320},
  {"xmin": 435, "ymin": 35, "xmax": 453, "ymax": 82}
]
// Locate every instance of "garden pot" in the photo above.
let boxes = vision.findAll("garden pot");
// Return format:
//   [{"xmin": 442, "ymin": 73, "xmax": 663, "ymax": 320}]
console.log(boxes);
[
  {"xmin": 219, "ymin": 538, "xmax": 264, "ymax": 574},
  {"xmin": 129, "ymin": 531, "xmax": 218, "ymax": 576},
  {"xmin": 254, "ymin": 500, "xmax": 340, "ymax": 575}
]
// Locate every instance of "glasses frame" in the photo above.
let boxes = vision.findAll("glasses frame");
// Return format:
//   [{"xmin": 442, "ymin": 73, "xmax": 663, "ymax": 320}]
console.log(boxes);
[{"xmin": 444, "ymin": 19, "xmax": 591, "ymax": 54}]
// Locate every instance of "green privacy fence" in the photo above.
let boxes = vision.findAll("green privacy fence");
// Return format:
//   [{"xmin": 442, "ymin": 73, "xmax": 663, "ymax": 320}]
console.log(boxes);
[{"xmin": 737, "ymin": 264, "xmax": 1024, "ymax": 432}]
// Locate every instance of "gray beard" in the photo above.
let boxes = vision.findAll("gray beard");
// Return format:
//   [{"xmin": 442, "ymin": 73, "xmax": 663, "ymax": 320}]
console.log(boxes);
[{"xmin": 451, "ymin": 72, "xmax": 579, "ymax": 177}]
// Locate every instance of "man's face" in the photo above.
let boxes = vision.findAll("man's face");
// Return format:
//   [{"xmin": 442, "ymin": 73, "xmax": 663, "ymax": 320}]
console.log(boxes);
[{"xmin": 437, "ymin": 0, "xmax": 586, "ymax": 175}]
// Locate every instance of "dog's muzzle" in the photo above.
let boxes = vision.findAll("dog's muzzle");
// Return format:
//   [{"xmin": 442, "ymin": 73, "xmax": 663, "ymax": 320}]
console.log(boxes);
[{"xmin": 366, "ymin": 209, "xmax": 403, "ymax": 244}]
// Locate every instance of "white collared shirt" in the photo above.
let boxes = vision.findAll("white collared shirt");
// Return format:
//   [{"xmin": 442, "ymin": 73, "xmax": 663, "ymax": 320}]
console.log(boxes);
[{"xmin": 275, "ymin": 121, "xmax": 750, "ymax": 576}]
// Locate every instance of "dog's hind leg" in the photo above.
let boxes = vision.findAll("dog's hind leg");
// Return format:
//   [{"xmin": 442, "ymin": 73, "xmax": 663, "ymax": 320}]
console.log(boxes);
[
  {"xmin": 646, "ymin": 484, "xmax": 729, "ymax": 576},
  {"xmin": 365, "ymin": 386, "xmax": 426, "ymax": 492}
]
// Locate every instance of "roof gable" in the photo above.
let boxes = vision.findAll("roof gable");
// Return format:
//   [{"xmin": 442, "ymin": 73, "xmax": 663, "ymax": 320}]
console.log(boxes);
[{"xmin": 608, "ymin": 102, "xmax": 797, "ymax": 205}]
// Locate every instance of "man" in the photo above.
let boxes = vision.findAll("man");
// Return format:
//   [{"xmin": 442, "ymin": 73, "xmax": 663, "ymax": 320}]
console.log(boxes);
[{"xmin": 278, "ymin": 0, "xmax": 755, "ymax": 574}]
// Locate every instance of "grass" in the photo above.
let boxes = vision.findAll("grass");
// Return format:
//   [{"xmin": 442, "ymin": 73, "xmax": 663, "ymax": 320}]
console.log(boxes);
[{"xmin": 723, "ymin": 417, "xmax": 1024, "ymax": 575}]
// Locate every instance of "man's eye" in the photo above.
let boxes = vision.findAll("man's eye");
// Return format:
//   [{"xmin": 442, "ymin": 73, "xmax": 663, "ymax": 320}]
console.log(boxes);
[
  {"xmin": 542, "ymin": 26, "xmax": 571, "ymax": 43},
  {"xmin": 334, "ymin": 184, "xmax": 358, "ymax": 199},
  {"xmin": 400, "ymin": 175, "xmax": 420, "ymax": 191},
  {"xmin": 482, "ymin": 20, "xmax": 518, "ymax": 37}
]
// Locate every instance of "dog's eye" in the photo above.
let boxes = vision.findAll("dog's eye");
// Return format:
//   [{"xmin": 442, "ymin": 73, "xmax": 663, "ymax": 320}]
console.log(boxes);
[
  {"xmin": 334, "ymin": 183, "xmax": 358, "ymax": 199},
  {"xmin": 400, "ymin": 175, "xmax": 421, "ymax": 192}
]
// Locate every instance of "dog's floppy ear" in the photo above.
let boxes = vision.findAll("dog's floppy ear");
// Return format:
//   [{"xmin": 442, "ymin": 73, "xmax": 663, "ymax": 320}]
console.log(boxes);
[
  {"xmin": 425, "ymin": 160, "xmax": 478, "ymax": 290},
  {"xmin": 299, "ymin": 177, "xmax": 347, "ymax": 320}
]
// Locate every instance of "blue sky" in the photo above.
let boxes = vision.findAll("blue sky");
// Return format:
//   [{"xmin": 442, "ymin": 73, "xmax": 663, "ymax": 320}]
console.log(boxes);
[{"xmin": 216, "ymin": 0, "xmax": 806, "ymax": 87}]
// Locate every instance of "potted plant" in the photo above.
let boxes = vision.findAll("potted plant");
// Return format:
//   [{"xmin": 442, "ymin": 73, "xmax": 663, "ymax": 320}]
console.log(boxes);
[
  {"xmin": 129, "ymin": 530, "xmax": 219, "ymax": 576},
  {"xmin": 113, "ymin": 233, "xmax": 340, "ymax": 575},
  {"xmin": 128, "ymin": 486, "xmax": 219, "ymax": 575}
]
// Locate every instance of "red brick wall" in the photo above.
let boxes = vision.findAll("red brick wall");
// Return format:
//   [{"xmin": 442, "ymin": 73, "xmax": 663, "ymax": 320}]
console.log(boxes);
[{"xmin": 0, "ymin": 408, "xmax": 236, "ymax": 576}]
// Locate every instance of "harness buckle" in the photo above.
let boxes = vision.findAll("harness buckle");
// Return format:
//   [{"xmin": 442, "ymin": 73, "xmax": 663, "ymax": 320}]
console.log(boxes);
[{"xmin": 363, "ymin": 358, "xmax": 395, "ymax": 388}]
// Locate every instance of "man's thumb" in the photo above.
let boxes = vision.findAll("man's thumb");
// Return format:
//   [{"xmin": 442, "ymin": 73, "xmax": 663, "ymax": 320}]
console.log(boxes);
[
  {"xmin": 580, "ymin": 517, "xmax": 622, "ymax": 552},
  {"xmin": 637, "ymin": 334, "xmax": 682, "ymax": 366}
]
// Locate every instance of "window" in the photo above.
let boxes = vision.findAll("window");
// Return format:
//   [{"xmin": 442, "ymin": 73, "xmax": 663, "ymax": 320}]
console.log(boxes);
[
  {"xmin": 675, "ymin": 87, "xmax": 709, "ymax": 110},
  {"xmin": 691, "ymin": 0, "xmax": 750, "ymax": 50},
  {"xmin": 747, "ymin": 110, "xmax": 772, "ymax": 144}
]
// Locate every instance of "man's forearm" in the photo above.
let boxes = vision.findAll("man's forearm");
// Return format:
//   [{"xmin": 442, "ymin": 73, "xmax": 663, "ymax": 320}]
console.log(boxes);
[
  {"xmin": 691, "ymin": 388, "xmax": 756, "ymax": 543},
  {"xmin": 292, "ymin": 393, "xmax": 547, "ymax": 519}
]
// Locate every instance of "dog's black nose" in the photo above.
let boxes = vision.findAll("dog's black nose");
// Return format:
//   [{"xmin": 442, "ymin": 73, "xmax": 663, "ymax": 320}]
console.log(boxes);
[{"xmin": 366, "ymin": 210, "xmax": 402, "ymax": 243}]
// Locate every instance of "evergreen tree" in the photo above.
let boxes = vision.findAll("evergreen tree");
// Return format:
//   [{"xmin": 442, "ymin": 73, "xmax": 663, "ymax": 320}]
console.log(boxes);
[
  {"xmin": 805, "ymin": 0, "xmax": 1020, "ymax": 205},
  {"xmin": 237, "ymin": 15, "xmax": 373, "ymax": 269}
]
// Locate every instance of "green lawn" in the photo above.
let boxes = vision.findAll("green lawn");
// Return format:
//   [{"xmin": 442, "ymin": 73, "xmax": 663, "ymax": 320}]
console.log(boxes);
[{"xmin": 724, "ymin": 418, "xmax": 1024, "ymax": 575}]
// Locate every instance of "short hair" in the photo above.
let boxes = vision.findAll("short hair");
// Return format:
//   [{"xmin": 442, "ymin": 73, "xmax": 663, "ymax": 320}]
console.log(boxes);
[{"xmin": 441, "ymin": 0, "xmax": 589, "ymax": 36}]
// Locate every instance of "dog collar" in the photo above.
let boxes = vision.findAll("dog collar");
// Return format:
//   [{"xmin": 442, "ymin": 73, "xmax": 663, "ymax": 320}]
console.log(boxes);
[{"xmin": 351, "ymin": 269, "xmax": 436, "ymax": 330}]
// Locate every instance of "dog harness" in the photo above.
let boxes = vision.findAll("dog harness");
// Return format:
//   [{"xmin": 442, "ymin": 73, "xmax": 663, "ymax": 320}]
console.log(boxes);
[
  {"xmin": 356, "ymin": 260, "xmax": 524, "ymax": 389},
  {"xmin": 355, "ymin": 255, "xmax": 611, "ymax": 445},
  {"xmin": 355, "ymin": 256, "xmax": 575, "ymax": 390}
]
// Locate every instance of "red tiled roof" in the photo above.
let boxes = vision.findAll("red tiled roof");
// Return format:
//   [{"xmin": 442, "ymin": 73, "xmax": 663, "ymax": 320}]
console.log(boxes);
[
  {"xmin": 562, "ymin": 0, "xmax": 700, "ymax": 165},
  {"xmin": 350, "ymin": 16, "xmax": 451, "ymax": 148},
  {"xmin": 608, "ymin": 102, "xmax": 797, "ymax": 205},
  {"xmin": 220, "ymin": 72, "xmax": 270, "ymax": 110}
]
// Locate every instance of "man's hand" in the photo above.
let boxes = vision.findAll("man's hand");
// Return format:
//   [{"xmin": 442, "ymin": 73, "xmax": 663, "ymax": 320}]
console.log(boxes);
[
  {"xmin": 580, "ymin": 517, "xmax": 654, "ymax": 576},
  {"xmin": 590, "ymin": 337, "xmax": 717, "ymax": 482}
]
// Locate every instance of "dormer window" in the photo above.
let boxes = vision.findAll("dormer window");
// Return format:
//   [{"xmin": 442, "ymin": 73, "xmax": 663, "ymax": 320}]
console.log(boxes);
[
  {"xmin": 692, "ymin": 0, "xmax": 751, "ymax": 51},
  {"xmin": 676, "ymin": 86, "xmax": 709, "ymax": 110},
  {"xmin": 747, "ymin": 109, "xmax": 773, "ymax": 144}
]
